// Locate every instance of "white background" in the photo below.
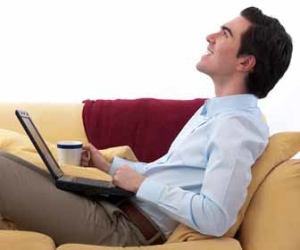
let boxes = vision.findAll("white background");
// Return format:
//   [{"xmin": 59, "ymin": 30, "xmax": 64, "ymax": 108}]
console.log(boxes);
[{"xmin": 0, "ymin": 1, "xmax": 299, "ymax": 136}]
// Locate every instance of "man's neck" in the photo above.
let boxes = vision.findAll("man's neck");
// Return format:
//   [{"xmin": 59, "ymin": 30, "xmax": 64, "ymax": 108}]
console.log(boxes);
[{"xmin": 212, "ymin": 76, "xmax": 247, "ymax": 97}]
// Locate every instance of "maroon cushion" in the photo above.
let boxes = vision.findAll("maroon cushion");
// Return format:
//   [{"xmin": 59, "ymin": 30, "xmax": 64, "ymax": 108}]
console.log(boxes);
[{"xmin": 82, "ymin": 98, "xmax": 206, "ymax": 162}]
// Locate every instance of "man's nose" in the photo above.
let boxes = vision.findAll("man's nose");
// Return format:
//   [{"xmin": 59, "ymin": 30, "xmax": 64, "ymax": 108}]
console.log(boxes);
[{"xmin": 206, "ymin": 32, "xmax": 219, "ymax": 44}]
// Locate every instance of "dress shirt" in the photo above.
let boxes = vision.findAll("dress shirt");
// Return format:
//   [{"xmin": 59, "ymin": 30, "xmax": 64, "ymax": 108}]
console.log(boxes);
[{"xmin": 110, "ymin": 94, "xmax": 269, "ymax": 237}]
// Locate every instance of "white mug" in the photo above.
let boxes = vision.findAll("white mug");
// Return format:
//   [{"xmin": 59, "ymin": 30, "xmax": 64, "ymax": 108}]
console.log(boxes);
[{"xmin": 57, "ymin": 141, "xmax": 83, "ymax": 166}]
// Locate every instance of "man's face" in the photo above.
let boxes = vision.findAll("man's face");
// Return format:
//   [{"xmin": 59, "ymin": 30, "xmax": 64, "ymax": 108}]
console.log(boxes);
[{"xmin": 196, "ymin": 16, "xmax": 252, "ymax": 81}]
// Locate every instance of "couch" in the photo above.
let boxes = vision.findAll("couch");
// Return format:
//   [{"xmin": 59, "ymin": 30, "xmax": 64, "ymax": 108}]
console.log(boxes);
[{"xmin": 0, "ymin": 98, "xmax": 300, "ymax": 250}]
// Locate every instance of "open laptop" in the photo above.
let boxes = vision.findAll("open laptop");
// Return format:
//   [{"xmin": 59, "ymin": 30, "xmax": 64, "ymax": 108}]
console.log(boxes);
[{"xmin": 15, "ymin": 109, "xmax": 134, "ymax": 200}]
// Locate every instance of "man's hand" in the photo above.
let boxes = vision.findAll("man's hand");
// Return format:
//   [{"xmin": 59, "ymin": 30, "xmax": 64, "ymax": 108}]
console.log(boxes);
[
  {"xmin": 81, "ymin": 143, "xmax": 111, "ymax": 173},
  {"xmin": 112, "ymin": 165, "xmax": 146, "ymax": 193}
]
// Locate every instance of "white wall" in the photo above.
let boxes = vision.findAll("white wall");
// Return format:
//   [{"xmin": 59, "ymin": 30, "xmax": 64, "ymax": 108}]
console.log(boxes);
[{"xmin": 0, "ymin": 0, "xmax": 299, "ymax": 136}]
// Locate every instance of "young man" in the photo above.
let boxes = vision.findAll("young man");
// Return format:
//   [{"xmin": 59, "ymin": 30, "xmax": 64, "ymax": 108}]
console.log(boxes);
[{"xmin": 0, "ymin": 6, "xmax": 293, "ymax": 247}]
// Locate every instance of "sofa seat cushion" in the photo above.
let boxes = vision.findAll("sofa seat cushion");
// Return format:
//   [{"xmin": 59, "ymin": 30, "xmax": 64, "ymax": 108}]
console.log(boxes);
[
  {"xmin": 57, "ymin": 238, "xmax": 242, "ymax": 250},
  {"xmin": 0, "ymin": 230, "xmax": 55, "ymax": 250}
]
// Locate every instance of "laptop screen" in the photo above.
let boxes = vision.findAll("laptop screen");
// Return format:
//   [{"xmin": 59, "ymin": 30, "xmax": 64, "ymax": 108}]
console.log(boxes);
[{"xmin": 15, "ymin": 110, "xmax": 64, "ymax": 180}]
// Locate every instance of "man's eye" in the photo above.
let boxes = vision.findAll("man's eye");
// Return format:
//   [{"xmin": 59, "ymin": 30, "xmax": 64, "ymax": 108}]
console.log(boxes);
[{"xmin": 222, "ymin": 31, "xmax": 228, "ymax": 38}]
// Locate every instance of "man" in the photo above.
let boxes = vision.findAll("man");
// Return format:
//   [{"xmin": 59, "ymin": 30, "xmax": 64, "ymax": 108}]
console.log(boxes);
[{"xmin": 0, "ymin": 6, "xmax": 293, "ymax": 247}]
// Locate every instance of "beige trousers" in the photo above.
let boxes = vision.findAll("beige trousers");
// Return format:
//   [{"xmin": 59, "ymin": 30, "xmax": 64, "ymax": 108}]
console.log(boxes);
[{"xmin": 0, "ymin": 151, "xmax": 147, "ymax": 246}]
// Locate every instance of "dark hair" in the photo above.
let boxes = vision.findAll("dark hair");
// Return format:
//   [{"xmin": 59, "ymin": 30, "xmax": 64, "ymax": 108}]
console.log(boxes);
[{"xmin": 238, "ymin": 7, "xmax": 293, "ymax": 98}]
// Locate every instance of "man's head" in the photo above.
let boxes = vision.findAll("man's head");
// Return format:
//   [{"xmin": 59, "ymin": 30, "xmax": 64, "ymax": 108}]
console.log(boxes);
[
  {"xmin": 197, "ymin": 6, "xmax": 293, "ymax": 98},
  {"xmin": 239, "ymin": 7, "xmax": 293, "ymax": 98}
]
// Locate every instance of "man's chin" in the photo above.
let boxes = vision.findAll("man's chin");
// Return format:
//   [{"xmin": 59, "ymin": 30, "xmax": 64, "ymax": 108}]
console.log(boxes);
[
  {"xmin": 196, "ymin": 62, "xmax": 205, "ymax": 73},
  {"xmin": 196, "ymin": 64, "xmax": 212, "ymax": 78}
]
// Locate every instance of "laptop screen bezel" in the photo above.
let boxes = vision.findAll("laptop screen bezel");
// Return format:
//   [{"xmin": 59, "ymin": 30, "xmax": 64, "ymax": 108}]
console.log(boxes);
[{"xmin": 15, "ymin": 109, "xmax": 64, "ymax": 180}]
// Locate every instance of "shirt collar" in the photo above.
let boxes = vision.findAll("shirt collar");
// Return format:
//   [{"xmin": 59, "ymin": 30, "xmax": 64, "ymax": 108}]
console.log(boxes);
[{"xmin": 200, "ymin": 94, "xmax": 258, "ymax": 116}]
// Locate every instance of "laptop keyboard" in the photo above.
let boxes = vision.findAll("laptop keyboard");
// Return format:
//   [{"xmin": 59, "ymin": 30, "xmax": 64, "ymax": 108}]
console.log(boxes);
[
  {"xmin": 58, "ymin": 175, "xmax": 134, "ymax": 197},
  {"xmin": 71, "ymin": 177, "xmax": 114, "ymax": 188}
]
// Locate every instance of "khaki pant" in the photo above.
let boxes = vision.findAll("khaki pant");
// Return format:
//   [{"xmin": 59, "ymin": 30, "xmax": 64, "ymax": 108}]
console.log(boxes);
[{"xmin": 0, "ymin": 151, "xmax": 147, "ymax": 246}]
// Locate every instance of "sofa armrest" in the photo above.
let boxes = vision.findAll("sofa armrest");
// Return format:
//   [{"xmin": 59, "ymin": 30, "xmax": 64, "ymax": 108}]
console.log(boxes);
[
  {"xmin": 0, "ymin": 103, "xmax": 87, "ymax": 144},
  {"xmin": 57, "ymin": 238, "xmax": 242, "ymax": 250}
]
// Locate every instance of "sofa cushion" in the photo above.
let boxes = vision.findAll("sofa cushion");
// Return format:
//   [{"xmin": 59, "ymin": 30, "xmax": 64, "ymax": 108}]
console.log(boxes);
[
  {"xmin": 0, "ymin": 230, "xmax": 55, "ymax": 250},
  {"xmin": 239, "ymin": 159, "xmax": 300, "ymax": 250},
  {"xmin": 0, "ymin": 103, "xmax": 87, "ymax": 144},
  {"xmin": 82, "ymin": 98, "xmax": 206, "ymax": 162},
  {"xmin": 57, "ymin": 237, "xmax": 242, "ymax": 250},
  {"xmin": 0, "ymin": 128, "xmax": 138, "ymax": 181}
]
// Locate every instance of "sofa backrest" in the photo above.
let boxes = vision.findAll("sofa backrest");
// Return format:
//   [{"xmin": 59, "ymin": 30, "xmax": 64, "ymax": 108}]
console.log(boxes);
[
  {"xmin": 238, "ymin": 159, "xmax": 300, "ymax": 250},
  {"xmin": 82, "ymin": 98, "xmax": 206, "ymax": 162}
]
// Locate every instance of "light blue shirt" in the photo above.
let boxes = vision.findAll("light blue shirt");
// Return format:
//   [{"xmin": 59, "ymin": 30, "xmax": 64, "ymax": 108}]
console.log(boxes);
[{"xmin": 110, "ymin": 94, "xmax": 269, "ymax": 238}]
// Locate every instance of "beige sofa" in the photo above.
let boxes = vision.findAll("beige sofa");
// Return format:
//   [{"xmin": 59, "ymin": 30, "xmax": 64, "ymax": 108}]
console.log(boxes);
[{"xmin": 0, "ymin": 102, "xmax": 300, "ymax": 250}]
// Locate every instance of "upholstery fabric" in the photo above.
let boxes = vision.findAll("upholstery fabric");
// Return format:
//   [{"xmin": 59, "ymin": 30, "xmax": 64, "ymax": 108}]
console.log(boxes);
[
  {"xmin": 0, "ymin": 128, "xmax": 138, "ymax": 181},
  {"xmin": 82, "ymin": 98, "xmax": 206, "ymax": 162},
  {"xmin": 0, "ymin": 103, "xmax": 86, "ymax": 144},
  {"xmin": 0, "ymin": 230, "xmax": 56, "ymax": 250},
  {"xmin": 239, "ymin": 159, "xmax": 300, "ymax": 250},
  {"xmin": 56, "ymin": 237, "xmax": 242, "ymax": 250}
]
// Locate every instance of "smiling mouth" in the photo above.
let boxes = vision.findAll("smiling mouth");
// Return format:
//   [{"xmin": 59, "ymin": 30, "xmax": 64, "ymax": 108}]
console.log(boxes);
[{"xmin": 206, "ymin": 48, "xmax": 213, "ymax": 55}]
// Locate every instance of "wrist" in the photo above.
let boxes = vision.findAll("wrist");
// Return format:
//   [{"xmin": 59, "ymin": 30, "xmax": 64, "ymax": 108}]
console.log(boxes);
[
  {"xmin": 134, "ymin": 176, "xmax": 146, "ymax": 193},
  {"xmin": 95, "ymin": 161, "xmax": 111, "ymax": 173},
  {"xmin": 103, "ymin": 162, "xmax": 111, "ymax": 173}
]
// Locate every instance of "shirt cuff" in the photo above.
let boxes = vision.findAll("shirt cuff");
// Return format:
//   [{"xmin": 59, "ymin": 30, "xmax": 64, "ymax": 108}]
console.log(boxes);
[
  {"xmin": 109, "ymin": 156, "xmax": 132, "ymax": 175},
  {"xmin": 136, "ymin": 178, "xmax": 165, "ymax": 204}
]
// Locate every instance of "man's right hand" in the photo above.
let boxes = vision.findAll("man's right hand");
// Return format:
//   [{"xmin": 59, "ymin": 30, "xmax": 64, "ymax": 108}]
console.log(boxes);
[{"xmin": 81, "ymin": 143, "xmax": 111, "ymax": 173}]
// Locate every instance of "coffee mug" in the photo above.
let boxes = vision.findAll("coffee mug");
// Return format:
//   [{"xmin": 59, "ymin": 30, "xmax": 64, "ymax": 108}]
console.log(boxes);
[{"xmin": 57, "ymin": 141, "xmax": 83, "ymax": 166}]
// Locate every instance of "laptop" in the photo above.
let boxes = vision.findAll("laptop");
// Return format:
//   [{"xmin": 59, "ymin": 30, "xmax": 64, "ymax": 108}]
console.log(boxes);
[{"xmin": 15, "ymin": 109, "xmax": 134, "ymax": 200}]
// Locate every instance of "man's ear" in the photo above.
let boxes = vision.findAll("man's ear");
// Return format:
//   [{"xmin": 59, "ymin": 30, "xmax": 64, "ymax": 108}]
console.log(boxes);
[{"xmin": 237, "ymin": 55, "xmax": 256, "ymax": 72}]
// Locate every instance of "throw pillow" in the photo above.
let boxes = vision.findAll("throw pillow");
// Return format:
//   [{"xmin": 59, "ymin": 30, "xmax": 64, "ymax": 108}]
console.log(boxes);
[{"xmin": 0, "ymin": 128, "xmax": 137, "ymax": 181}]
